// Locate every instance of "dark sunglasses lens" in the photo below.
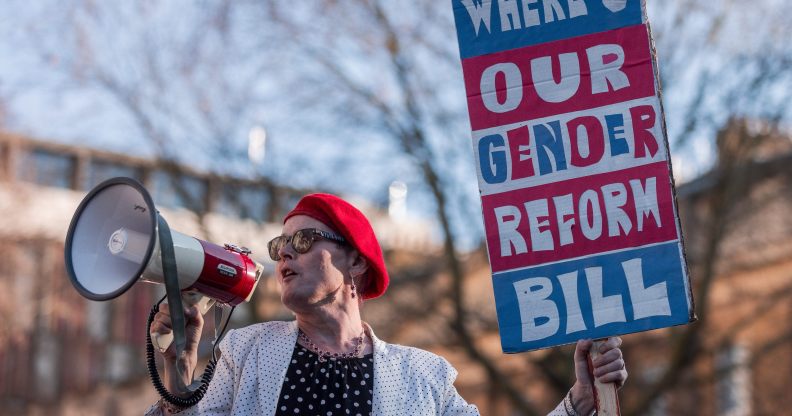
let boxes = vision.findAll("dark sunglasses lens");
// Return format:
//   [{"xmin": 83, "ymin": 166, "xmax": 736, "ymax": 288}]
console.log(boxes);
[
  {"xmin": 291, "ymin": 230, "xmax": 313, "ymax": 253},
  {"xmin": 268, "ymin": 236, "xmax": 286, "ymax": 260}
]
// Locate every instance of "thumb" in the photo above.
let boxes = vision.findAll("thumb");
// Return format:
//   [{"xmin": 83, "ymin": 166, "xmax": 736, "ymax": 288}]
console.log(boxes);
[{"xmin": 574, "ymin": 339, "xmax": 594, "ymax": 386}]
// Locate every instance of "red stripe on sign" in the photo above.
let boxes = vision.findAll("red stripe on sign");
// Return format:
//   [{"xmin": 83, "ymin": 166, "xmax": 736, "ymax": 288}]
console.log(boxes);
[
  {"xmin": 462, "ymin": 24, "xmax": 656, "ymax": 132},
  {"xmin": 482, "ymin": 161, "xmax": 677, "ymax": 273}
]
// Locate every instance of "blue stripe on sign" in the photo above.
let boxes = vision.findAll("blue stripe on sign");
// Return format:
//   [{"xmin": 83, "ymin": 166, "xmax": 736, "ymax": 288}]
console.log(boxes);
[
  {"xmin": 452, "ymin": 0, "xmax": 645, "ymax": 59},
  {"xmin": 493, "ymin": 242, "xmax": 691, "ymax": 353}
]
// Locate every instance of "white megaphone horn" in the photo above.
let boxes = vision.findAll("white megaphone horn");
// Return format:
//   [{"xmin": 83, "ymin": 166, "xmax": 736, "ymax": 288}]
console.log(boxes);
[{"xmin": 64, "ymin": 177, "xmax": 264, "ymax": 354}]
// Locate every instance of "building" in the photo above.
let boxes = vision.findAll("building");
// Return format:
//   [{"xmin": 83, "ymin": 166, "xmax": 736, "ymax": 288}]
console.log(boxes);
[{"xmin": 0, "ymin": 132, "xmax": 436, "ymax": 415}]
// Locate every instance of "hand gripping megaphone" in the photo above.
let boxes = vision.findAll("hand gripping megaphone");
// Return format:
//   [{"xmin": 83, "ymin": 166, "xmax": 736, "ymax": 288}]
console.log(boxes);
[{"xmin": 64, "ymin": 176, "xmax": 264, "ymax": 406}]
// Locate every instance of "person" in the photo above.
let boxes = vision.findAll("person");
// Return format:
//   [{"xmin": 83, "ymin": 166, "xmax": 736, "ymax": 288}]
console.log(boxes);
[{"xmin": 146, "ymin": 193, "xmax": 628, "ymax": 415}]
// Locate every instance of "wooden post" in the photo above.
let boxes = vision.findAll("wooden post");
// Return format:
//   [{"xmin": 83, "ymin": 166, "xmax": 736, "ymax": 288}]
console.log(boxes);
[{"xmin": 589, "ymin": 339, "xmax": 621, "ymax": 416}]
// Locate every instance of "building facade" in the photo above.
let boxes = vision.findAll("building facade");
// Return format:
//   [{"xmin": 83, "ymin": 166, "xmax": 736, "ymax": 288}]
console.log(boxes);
[{"xmin": 0, "ymin": 132, "xmax": 436, "ymax": 415}]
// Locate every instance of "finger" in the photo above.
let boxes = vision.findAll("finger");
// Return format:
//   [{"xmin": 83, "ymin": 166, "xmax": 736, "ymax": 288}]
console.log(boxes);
[
  {"xmin": 153, "ymin": 311, "xmax": 172, "ymax": 325},
  {"xmin": 150, "ymin": 318, "xmax": 173, "ymax": 335},
  {"xmin": 573, "ymin": 339, "xmax": 595, "ymax": 386},
  {"xmin": 596, "ymin": 368, "xmax": 628, "ymax": 388},
  {"xmin": 158, "ymin": 302, "xmax": 171, "ymax": 316},
  {"xmin": 598, "ymin": 336, "xmax": 622, "ymax": 353},
  {"xmin": 159, "ymin": 303, "xmax": 204, "ymax": 326},
  {"xmin": 592, "ymin": 348, "xmax": 623, "ymax": 367},
  {"xmin": 593, "ymin": 358, "xmax": 625, "ymax": 377},
  {"xmin": 574, "ymin": 339, "xmax": 593, "ymax": 362},
  {"xmin": 153, "ymin": 310, "xmax": 172, "ymax": 323}
]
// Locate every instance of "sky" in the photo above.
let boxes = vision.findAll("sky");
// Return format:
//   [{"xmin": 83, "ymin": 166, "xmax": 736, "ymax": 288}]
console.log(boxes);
[{"xmin": 1, "ymin": 0, "xmax": 790, "ymax": 247}]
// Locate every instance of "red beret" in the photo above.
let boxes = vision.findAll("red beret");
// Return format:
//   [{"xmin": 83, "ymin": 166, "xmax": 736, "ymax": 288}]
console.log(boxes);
[{"xmin": 283, "ymin": 193, "xmax": 388, "ymax": 300}]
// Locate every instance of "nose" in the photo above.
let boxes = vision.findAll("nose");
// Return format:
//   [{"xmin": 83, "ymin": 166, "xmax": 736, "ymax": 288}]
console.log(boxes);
[{"xmin": 277, "ymin": 239, "xmax": 296, "ymax": 260}]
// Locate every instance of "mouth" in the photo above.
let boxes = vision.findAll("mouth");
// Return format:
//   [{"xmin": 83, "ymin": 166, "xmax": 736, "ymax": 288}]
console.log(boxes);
[{"xmin": 281, "ymin": 267, "xmax": 298, "ymax": 281}]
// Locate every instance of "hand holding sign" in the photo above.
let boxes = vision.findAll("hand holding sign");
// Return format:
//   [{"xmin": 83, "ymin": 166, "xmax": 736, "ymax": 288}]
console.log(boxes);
[{"xmin": 570, "ymin": 338, "xmax": 626, "ymax": 415}]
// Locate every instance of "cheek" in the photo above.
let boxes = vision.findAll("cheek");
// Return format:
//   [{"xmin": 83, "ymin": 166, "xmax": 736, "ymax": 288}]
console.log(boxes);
[{"xmin": 319, "ymin": 251, "xmax": 345, "ymax": 280}]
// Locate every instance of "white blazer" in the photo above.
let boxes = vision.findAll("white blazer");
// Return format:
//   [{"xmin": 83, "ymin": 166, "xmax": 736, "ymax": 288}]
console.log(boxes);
[
  {"xmin": 146, "ymin": 320, "xmax": 480, "ymax": 415},
  {"xmin": 145, "ymin": 321, "xmax": 574, "ymax": 415}
]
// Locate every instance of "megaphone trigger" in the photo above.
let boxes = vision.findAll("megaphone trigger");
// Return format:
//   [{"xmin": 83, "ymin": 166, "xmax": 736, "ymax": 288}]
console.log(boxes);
[{"xmin": 152, "ymin": 329, "xmax": 174, "ymax": 354}]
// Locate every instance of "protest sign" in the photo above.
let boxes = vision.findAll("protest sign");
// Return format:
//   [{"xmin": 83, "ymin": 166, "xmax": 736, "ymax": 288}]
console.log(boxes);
[{"xmin": 452, "ymin": 0, "xmax": 695, "ymax": 353}]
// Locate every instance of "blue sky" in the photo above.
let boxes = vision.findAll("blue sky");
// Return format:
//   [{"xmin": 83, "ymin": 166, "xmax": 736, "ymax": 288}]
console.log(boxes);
[{"xmin": 1, "ymin": 1, "xmax": 790, "ymax": 248}]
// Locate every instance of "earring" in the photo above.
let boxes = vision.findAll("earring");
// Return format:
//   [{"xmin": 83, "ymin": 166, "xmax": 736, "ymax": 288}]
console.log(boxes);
[{"xmin": 350, "ymin": 274, "xmax": 359, "ymax": 298}]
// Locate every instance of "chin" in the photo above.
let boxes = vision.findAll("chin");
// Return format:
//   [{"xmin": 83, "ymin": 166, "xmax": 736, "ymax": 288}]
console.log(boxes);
[
  {"xmin": 281, "ymin": 288, "xmax": 311, "ymax": 310},
  {"xmin": 282, "ymin": 287, "xmax": 338, "ymax": 310}
]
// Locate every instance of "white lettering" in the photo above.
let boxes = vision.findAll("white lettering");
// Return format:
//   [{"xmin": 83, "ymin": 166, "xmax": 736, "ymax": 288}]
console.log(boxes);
[
  {"xmin": 630, "ymin": 178, "xmax": 661, "ymax": 231},
  {"xmin": 464, "ymin": 0, "xmax": 593, "ymax": 36},
  {"xmin": 586, "ymin": 44, "xmax": 630, "ymax": 94},
  {"xmin": 543, "ymin": 0, "xmax": 567, "ymax": 22},
  {"xmin": 495, "ymin": 205, "xmax": 527, "ymax": 256},
  {"xmin": 553, "ymin": 194, "xmax": 576, "ymax": 246},
  {"xmin": 525, "ymin": 199, "xmax": 554, "ymax": 251},
  {"xmin": 499, "ymin": 0, "xmax": 523, "ymax": 31},
  {"xmin": 574, "ymin": 122, "xmax": 592, "ymax": 158},
  {"xmin": 480, "ymin": 63, "xmax": 524, "ymax": 113},
  {"xmin": 602, "ymin": 0, "xmax": 627, "ymax": 13},
  {"xmin": 585, "ymin": 266, "xmax": 626, "ymax": 327},
  {"xmin": 601, "ymin": 183, "xmax": 632, "ymax": 237},
  {"xmin": 622, "ymin": 258, "xmax": 671, "ymax": 319},
  {"xmin": 461, "ymin": 0, "xmax": 493, "ymax": 36},
  {"xmin": 514, "ymin": 277, "xmax": 560, "ymax": 341},
  {"xmin": 557, "ymin": 270, "xmax": 587, "ymax": 334},
  {"xmin": 521, "ymin": 0, "xmax": 541, "ymax": 27},
  {"xmin": 579, "ymin": 190, "xmax": 603, "ymax": 240},
  {"xmin": 531, "ymin": 53, "xmax": 581, "ymax": 103},
  {"xmin": 568, "ymin": 0, "xmax": 589, "ymax": 18}
]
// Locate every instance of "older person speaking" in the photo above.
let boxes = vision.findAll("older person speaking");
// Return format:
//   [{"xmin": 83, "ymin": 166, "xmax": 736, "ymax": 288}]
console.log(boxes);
[{"xmin": 147, "ymin": 193, "xmax": 627, "ymax": 415}]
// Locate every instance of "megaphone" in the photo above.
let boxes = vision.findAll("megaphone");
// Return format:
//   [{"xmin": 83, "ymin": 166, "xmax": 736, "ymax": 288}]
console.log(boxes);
[{"xmin": 64, "ymin": 177, "xmax": 264, "ymax": 352}]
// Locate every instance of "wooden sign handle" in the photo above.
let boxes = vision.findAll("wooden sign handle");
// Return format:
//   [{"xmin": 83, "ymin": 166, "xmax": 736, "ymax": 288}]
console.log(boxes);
[{"xmin": 589, "ymin": 339, "xmax": 621, "ymax": 416}]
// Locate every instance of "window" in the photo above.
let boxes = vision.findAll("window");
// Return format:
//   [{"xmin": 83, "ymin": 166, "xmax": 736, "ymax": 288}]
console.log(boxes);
[
  {"xmin": 84, "ymin": 159, "xmax": 144, "ymax": 190},
  {"xmin": 274, "ymin": 192, "xmax": 303, "ymax": 221},
  {"xmin": 152, "ymin": 171, "xmax": 208, "ymax": 213},
  {"xmin": 216, "ymin": 184, "xmax": 270, "ymax": 222},
  {"xmin": 17, "ymin": 149, "xmax": 76, "ymax": 189},
  {"xmin": 34, "ymin": 332, "xmax": 61, "ymax": 400}
]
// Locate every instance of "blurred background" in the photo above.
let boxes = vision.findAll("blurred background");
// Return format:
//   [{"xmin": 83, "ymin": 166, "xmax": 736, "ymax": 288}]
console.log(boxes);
[{"xmin": 1, "ymin": 1, "xmax": 791, "ymax": 415}]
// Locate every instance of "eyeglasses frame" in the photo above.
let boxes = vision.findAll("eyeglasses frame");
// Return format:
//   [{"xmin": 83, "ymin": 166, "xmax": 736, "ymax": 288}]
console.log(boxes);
[{"xmin": 267, "ymin": 228, "xmax": 347, "ymax": 261}]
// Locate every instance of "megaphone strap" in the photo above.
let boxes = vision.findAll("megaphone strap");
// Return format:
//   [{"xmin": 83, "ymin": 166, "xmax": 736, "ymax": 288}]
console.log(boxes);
[{"xmin": 158, "ymin": 216, "xmax": 189, "ymax": 357}]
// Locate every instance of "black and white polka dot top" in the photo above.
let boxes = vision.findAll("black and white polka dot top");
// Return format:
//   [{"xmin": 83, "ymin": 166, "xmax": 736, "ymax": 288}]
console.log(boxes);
[{"xmin": 275, "ymin": 343, "xmax": 373, "ymax": 416}]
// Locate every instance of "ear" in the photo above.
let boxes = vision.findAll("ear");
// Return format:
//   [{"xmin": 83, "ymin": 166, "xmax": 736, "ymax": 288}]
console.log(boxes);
[{"xmin": 348, "ymin": 250, "xmax": 369, "ymax": 280}]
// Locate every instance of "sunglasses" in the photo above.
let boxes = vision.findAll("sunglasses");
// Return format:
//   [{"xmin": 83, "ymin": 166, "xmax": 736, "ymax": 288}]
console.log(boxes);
[{"xmin": 267, "ymin": 228, "xmax": 347, "ymax": 261}]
